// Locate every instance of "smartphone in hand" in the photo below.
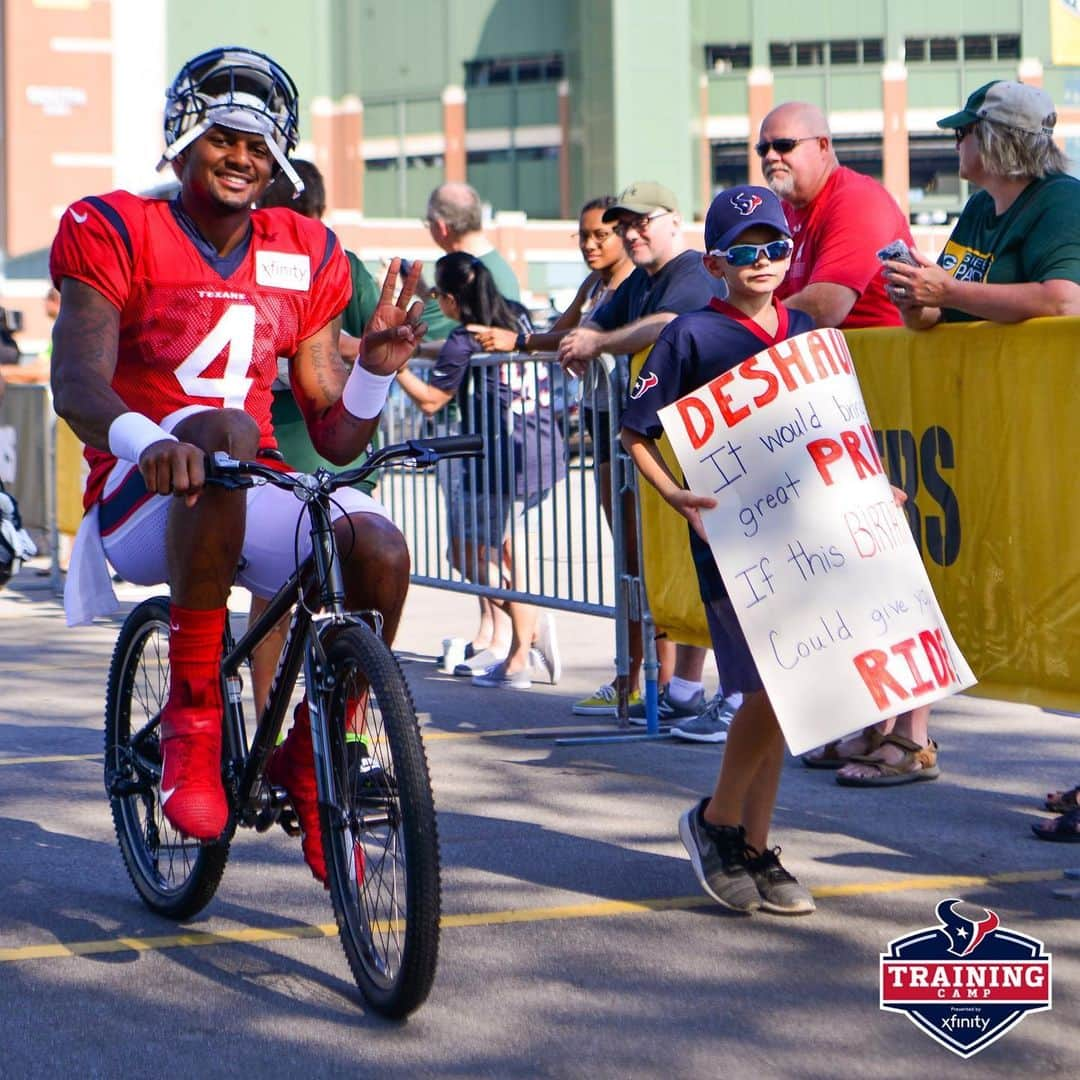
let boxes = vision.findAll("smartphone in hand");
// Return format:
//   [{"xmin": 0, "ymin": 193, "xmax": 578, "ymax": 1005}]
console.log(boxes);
[{"xmin": 876, "ymin": 240, "xmax": 919, "ymax": 266}]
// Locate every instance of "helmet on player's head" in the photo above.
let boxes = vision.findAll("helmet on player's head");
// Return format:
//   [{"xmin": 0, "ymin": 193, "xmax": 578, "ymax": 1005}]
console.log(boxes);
[{"xmin": 159, "ymin": 46, "xmax": 305, "ymax": 195}]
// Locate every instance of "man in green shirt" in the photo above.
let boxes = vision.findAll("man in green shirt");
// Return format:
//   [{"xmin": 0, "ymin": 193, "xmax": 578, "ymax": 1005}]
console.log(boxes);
[
  {"xmin": 262, "ymin": 159, "xmax": 382, "ymax": 488},
  {"xmin": 420, "ymin": 182, "xmax": 521, "ymax": 344}
]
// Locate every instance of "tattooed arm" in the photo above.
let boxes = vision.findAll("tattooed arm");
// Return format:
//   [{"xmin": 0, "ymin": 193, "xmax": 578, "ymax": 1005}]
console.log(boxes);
[
  {"xmin": 292, "ymin": 258, "xmax": 428, "ymax": 464},
  {"xmin": 51, "ymin": 278, "xmax": 125, "ymax": 449}
]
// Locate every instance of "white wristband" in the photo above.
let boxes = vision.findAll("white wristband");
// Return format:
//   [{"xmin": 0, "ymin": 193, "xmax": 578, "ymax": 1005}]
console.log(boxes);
[
  {"xmin": 107, "ymin": 411, "xmax": 177, "ymax": 463},
  {"xmin": 342, "ymin": 365, "xmax": 395, "ymax": 420}
]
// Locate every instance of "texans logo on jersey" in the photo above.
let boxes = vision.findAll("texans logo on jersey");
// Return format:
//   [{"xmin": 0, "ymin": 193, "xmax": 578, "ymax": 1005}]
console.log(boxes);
[
  {"xmin": 630, "ymin": 372, "xmax": 658, "ymax": 399},
  {"xmin": 731, "ymin": 191, "xmax": 763, "ymax": 216}
]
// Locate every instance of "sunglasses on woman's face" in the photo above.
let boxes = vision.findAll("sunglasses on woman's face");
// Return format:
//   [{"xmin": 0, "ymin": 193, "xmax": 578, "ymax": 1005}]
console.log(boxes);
[
  {"xmin": 954, "ymin": 122, "xmax": 977, "ymax": 145},
  {"xmin": 709, "ymin": 238, "xmax": 794, "ymax": 267}
]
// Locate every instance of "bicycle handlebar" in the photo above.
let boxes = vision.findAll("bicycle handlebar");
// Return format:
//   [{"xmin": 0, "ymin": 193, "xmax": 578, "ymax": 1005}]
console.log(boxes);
[{"xmin": 205, "ymin": 434, "xmax": 484, "ymax": 493}]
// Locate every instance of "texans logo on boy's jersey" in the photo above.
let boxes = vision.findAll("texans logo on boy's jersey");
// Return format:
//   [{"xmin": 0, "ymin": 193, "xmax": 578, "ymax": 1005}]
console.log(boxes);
[{"xmin": 630, "ymin": 372, "xmax": 658, "ymax": 399}]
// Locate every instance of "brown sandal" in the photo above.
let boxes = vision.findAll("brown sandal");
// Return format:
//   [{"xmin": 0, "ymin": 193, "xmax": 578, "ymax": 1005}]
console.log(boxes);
[
  {"xmin": 800, "ymin": 727, "xmax": 885, "ymax": 770},
  {"xmin": 835, "ymin": 735, "xmax": 940, "ymax": 787},
  {"xmin": 1045, "ymin": 784, "xmax": 1080, "ymax": 814}
]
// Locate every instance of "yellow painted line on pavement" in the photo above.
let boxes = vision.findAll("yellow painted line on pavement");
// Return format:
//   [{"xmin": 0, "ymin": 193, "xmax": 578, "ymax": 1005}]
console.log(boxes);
[
  {"xmin": 0, "ymin": 726, "xmax": 598, "ymax": 768},
  {"xmin": 0, "ymin": 868, "xmax": 1063, "ymax": 966},
  {"xmin": 0, "ymin": 753, "xmax": 102, "ymax": 766}
]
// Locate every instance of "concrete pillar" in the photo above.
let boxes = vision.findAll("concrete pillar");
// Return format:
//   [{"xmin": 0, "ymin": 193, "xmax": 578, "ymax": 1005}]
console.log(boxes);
[
  {"xmin": 881, "ymin": 61, "xmax": 910, "ymax": 218},
  {"xmin": 491, "ymin": 210, "xmax": 528, "ymax": 291},
  {"xmin": 746, "ymin": 67, "xmax": 775, "ymax": 186},
  {"xmin": 310, "ymin": 96, "xmax": 335, "ymax": 203},
  {"xmin": 442, "ymin": 85, "xmax": 466, "ymax": 184},
  {"xmin": 698, "ymin": 74, "xmax": 711, "ymax": 220},
  {"xmin": 1017, "ymin": 57, "xmax": 1044, "ymax": 88},
  {"xmin": 558, "ymin": 80, "xmax": 571, "ymax": 219},
  {"xmin": 339, "ymin": 96, "xmax": 363, "ymax": 214}
]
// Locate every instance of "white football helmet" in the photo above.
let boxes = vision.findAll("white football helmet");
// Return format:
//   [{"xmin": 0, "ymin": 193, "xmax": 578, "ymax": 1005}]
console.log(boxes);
[{"xmin": 159, "ymin": 46, "xmax": 304, "ymax": 194}]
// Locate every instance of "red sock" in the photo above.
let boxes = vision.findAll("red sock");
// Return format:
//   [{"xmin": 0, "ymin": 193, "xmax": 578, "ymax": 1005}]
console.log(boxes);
[{"xmin": 167, "ymin": 604, "xmax": 227, "ymax": 711}]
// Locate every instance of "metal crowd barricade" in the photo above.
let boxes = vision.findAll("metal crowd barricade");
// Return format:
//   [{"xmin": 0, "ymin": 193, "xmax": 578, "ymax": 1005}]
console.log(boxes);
[{"xmin": 379, "ymin": 351, "xmax": 662, "ymax": 734}]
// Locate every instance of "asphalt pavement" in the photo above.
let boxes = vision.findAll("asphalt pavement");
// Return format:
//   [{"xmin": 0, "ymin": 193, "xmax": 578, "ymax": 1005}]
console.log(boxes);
[{"xmin": 0, "ymin": 560, "xmax": 1077, "ymax": 1079}]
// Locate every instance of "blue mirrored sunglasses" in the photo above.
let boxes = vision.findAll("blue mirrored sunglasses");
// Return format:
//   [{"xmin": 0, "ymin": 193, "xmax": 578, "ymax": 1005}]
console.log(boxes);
[{"xmin": 709, "ymin": 238, "xmax": 793, "ymax": 267}]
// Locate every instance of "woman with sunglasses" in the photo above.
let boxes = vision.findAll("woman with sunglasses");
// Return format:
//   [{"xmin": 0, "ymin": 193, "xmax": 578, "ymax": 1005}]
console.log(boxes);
[
  {"xmin": 468, "ymin": 197, "xmax": 643, "ymax": 714},
  {"xmin": 396, "ymin": 253, "xmax": 565, "ymax": 689},
  {"xmin": 881, "ymin": 81, "xmax": 1080, "ymax": 328}
]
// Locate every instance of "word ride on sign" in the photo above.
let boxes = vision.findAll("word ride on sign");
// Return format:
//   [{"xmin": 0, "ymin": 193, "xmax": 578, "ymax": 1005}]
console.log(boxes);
[{"xmin": 658, "ymin": 327, "xmax": 974, "ymax": 755}]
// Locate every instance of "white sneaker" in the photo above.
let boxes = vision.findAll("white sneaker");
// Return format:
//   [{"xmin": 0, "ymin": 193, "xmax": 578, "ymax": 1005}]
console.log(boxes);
[
  {"xmin": 531, "ymin": 612, "xmax": 561, "ymax": 684},
  {"xmin": 453, "ymin": 646, "xmax": 508, "ymax": 677},
  {"xmin": 472, "ymin": 661, "xmax": 533, "ymax": 689}
]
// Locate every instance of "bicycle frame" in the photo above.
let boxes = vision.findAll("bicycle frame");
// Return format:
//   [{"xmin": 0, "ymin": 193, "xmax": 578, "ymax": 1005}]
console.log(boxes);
[{"xmin": 212, "ymin": 435, "xmax": 481, "ymax": 832}]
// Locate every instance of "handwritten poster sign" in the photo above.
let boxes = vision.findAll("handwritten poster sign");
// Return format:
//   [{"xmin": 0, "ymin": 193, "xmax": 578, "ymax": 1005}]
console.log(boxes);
[{"xmin": 658, "ymin": 328, "xmax": 975, "ymax": 755}]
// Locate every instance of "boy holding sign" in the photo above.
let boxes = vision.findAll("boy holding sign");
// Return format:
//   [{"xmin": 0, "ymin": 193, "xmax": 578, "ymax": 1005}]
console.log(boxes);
[{"xmin": 621, "ymin": 187, "xmax": 816, "ymax": 915}]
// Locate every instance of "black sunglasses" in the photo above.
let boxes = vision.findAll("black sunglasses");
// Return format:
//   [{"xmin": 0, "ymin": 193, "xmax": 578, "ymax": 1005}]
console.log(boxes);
[
  {"xmin": 954, "ymin": 122, "xmax": 977, "ymax": 145},
  {"xmin": 754, "ymin": 135, "xmax": 821, "ymax": 158}
]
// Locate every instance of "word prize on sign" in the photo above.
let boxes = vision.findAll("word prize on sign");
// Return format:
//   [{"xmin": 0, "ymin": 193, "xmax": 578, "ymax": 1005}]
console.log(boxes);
[{"xmin": 658, "ymin": 327, "xmax": 975, "ymax": 755}]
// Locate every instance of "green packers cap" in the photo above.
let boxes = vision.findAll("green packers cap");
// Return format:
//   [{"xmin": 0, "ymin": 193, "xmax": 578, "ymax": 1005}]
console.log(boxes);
[
  {"xmin": 937, "ymin": 80, "xmax": 1057, "ymax": 136},
  {"xmin": 601, "ymin": 180, "xmax": 680, "ymax": 221}
]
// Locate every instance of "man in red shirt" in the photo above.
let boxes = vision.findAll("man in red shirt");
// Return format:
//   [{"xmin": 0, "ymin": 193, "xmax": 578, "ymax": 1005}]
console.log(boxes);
[
  {"xmin": 758, "ymin": 101, "xmax": 935, "ymax": 786},
  {"xmin": 50, "ymin": 47, "xmax": 426, "ymax": 881},
  {"xmin": 760, "ymin": 102, "xmax": 914, "ymax": 330}
]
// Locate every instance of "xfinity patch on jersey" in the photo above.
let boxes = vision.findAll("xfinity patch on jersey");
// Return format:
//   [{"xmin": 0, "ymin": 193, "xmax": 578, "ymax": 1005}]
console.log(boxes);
[
  {"xmin": 256, "ymin": 251, "xmax": 311, "ymax": 291},
  {"xmin": 879, "ymin": 898, "xmax": 1052, "ymax": 1058}
]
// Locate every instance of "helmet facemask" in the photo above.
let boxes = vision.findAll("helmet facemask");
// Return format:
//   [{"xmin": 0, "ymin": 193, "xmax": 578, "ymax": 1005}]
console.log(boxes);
[{"xmin": 159, "ymin": 46, "xmax": 305, "ymax": 196}]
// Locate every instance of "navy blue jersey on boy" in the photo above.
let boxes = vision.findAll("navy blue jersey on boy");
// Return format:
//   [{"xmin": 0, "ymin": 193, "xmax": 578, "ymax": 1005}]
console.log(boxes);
[{"xmin": 621, "ymin": 295, "xmax": 814, "ymax": 601}]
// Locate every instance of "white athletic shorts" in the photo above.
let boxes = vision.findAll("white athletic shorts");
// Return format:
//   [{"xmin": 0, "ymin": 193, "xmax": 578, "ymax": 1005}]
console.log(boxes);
[{"xmin": 98, "ymin": 406, "xmax": 389, "ymax": 599}]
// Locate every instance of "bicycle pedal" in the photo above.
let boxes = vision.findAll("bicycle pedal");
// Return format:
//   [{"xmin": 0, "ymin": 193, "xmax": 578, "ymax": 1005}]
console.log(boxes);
[{"xmin": 277, "ymin": 808, "xmax": 301, "ymax": 837}]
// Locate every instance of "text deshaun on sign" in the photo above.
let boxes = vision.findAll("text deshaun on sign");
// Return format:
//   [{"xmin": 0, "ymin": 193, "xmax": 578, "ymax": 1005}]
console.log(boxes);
[{"xmin": 657, "ymin": 327, "xmax": 975, "ymax": 755}]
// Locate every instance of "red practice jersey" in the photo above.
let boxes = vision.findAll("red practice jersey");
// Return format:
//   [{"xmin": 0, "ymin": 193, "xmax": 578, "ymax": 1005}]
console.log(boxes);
[{"xmin": 49, "ymin": 191, "xmax": 352, "ymax": 508}]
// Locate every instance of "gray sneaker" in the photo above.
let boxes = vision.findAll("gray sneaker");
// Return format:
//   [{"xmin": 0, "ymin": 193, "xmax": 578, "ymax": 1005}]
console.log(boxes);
[
  {"xmin": 745, "ymin": 846, "xmax": 816, "ymax": 915},
  {"xmin": 670, "ymin": 692, "xmax": 738, "ymax": 743},
  {"xmin": 628, "ymin": 686, "xmax": 705, "ymax": 727},
  {"xmin": 678, "ymin": 799, "xmax": 760, "ymax": 912}
]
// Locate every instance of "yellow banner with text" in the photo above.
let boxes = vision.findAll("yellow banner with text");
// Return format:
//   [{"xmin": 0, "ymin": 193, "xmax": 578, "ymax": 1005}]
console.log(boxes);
[{"xmin": 635, "ymin": 318, "xmax": 1080, "ymax": 712}]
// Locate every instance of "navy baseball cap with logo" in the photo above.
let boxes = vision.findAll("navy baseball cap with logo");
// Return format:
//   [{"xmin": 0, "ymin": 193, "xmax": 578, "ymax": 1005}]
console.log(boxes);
[{"xmin": 705, "ymin": 186, "xmax": 791, "ymax": 253}]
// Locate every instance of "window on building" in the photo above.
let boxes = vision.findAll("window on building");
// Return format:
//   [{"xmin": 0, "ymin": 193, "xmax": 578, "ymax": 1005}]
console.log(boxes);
[
  {"xmin": 465, "ymin": 54, "xmax": 564, "ymax": 88},
  {"xmin": 995, "ymin": 34, "xmax": 1021, "ymax": 59},
  {"xmin": 704, "ymin": 43, "xmax": 751, "ymax": 72},
  {"xmin": 929, "ymin": 37, "xmax": 959, "ymax": 62},
  {"xmin": 770, "ymin": 42, "xmax": 794, "ymax": 67},
  {"xmin": 862, "ymin": 38, "xmax": 884, "ymax": 63},
  {"xmin": 768, "ymin": 38, "xmax": 885, "ymax": 68},
  {"xmin": 907, "ymin": 33, "xmax": 1020, "ymax": 63},
  {"xmin": 796, "ymin": 40, "xmax": 826, "ymax": 66},
  {"xmin": 830, "ymin": 40, "xmax": 860, "ymax": 65},
  {"xmin": 710, "ymin": 140, "xmax": 751, "ymax": 191}
]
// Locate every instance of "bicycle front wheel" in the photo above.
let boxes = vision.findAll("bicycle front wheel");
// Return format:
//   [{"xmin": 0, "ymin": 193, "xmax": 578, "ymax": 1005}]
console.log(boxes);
[
  {"xmin": 104, "ymin": 596, "xmax": 229, "ymax": 919},
  {"xmin": 317, "ymin": 624, "xmax": 440, "ymax": 1018}
]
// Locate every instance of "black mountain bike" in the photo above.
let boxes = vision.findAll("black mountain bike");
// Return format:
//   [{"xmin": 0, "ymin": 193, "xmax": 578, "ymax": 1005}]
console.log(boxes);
[{"xmin": 103, "ymin": 435, "xmax": 481, "ymax": 1018}]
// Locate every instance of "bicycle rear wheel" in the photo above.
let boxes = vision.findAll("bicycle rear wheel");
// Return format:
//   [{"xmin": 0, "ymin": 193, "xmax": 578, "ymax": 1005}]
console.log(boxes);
[
  {"xmin": 317, "ymin": 624, "xmax": 440, "ymax": 1018},
  {"xmin": 104, "ymin": 596, "xmax": 229, "ymax": 919}
]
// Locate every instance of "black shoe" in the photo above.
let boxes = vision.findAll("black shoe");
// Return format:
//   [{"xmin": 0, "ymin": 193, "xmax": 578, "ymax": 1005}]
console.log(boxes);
[
  {"xmin": 678, "ymin": 799, "xmax": 760, "ymax": 912},
  {"xmin": 745, "ymin": 845, "xmax": 816, "ymax": 915}
]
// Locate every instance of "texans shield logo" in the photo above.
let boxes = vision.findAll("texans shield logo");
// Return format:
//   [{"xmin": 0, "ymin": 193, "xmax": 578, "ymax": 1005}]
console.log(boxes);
[
  {"xmin": 731, "ymin": 191, "xmax": 763, "ymax": 216},
  {"xmin": 630, "ymin": 372, "xmax": 658, "ymax": 399}
]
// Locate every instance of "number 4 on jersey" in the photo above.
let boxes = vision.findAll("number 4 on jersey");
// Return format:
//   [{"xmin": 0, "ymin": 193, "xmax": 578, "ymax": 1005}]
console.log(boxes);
[{"xmin": 174, "ymin": 304, "xmax": 256, "ymax": 408}]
